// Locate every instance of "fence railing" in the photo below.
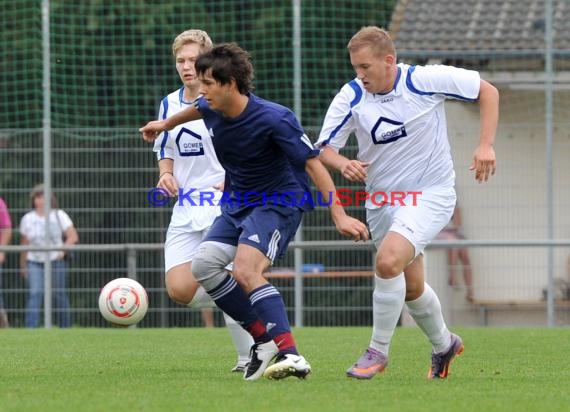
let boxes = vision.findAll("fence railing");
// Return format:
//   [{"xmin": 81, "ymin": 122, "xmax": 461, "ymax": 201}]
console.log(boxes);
[{"xmin": 2, "ymin": 239, "xmax": 570, "ymax": 328}]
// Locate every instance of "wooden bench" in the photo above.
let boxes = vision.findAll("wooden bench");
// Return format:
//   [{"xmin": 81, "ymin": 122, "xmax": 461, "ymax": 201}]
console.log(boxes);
[{"xmin": 472, "ymin": 299, "xmax": 570, "ymax": 326}]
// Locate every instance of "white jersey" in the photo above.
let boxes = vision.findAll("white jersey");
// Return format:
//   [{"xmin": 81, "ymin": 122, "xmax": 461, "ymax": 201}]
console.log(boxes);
[
  {"xmin": 153, "ymin": 87, "xmax": 225, "ymax": 232},
  {"xmin": 20, "ymin": 209, "xmax": 73, "ymax": 262},
  {"xmin": 317, "ymin": 63, "xmax": 480, "ymax": 209}
]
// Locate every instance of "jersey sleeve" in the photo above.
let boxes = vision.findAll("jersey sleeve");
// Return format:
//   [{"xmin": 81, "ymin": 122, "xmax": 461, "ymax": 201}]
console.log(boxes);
[
  {"xmin": 194, "ymin": 96, "xmax": 209, "ymax": 115},
  {"xmin": 407, "ymin": 65, "xmax": 481, "ymax": 102},
  {"xmin": 273, "ymin": 109, "xmax": 320, "ymax": 169},
  {"xmin": 153, "ymin": 96, "xmax": 176, "ymax": 160},
  {"xmin": 315, "ymin": 81, "xmax": 358, "ymax": 152}
]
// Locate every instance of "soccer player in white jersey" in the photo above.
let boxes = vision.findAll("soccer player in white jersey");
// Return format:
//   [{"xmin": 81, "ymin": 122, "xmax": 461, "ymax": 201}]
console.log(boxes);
[
  {"xmin": 317, "ymin": 26, "xmax": 498, "ymax": 379},
  {"xmin": 153, "ymin": 30, "xmax": 253, "ymax": 373}
]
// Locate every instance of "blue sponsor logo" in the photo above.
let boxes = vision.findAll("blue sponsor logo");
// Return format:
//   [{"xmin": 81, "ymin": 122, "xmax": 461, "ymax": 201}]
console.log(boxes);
[
  {"xmin": 371, "ymin": 117, "xmax": 407, "ymax": 144},
  {"xmin": 176, "ymin": 127, "xmax": 205, "ymax": 156}
]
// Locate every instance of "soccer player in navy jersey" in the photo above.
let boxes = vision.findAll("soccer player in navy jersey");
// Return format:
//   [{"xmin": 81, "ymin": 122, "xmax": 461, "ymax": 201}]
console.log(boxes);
[
  {"xmin": 316, "ymin": 26, "xmax": 498, "ymax": 380},
  {"xmin": 153, "ymin": 29, "xmax": 253, "ymax": 373},
  {"xmin": 141, "ymin": 42, "xmax": 369, "ymax": 381}
]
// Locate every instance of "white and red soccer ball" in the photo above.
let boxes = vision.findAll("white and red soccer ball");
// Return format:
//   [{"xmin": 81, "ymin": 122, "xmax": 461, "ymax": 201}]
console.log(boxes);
[{"xmin": 98, "ymin": 278, "xmax": 148, "ymax": 326}]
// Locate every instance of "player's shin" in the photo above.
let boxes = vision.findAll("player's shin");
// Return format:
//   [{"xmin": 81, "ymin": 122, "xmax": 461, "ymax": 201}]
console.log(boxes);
[
  {"xmin": 370, "ymin": 273, "xmax": 406, "ymax": 355},
  {"xmin": 250, "ymin": 283, "xmax": 298, "ymax": 354},
  {"xmin": 406, "ymin": 282, "xmax": 451, "ymax": 353}
]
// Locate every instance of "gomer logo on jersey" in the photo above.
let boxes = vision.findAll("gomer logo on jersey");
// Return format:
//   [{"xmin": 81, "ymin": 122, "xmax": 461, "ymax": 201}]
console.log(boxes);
[
  {"xmin": 371, "ymin": 117, "xmax": 407, "ymax": 145},
  {"xmin": 176, "ymin": 127, "xmax": 205, "ymax": 156}
]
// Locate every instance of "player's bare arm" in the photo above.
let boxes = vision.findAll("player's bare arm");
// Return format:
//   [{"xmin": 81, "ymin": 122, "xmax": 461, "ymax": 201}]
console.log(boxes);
[
  {"xmin": 156, "ymin": 158, "xmax": 178, "ymax": 196},
  {"xmin": 470, "ymin": 79, "xmax": 499, "ymax": 183},
  {"xmin": 140, "ymin": 105, "xmax": 203, "ymax": 142},
  {"xmin": 319, "ymin": 146, "xmax": 369, "ymax": 183},
  {"xmin": 305, "ymin": 156, "xmax": 369, "ymax": 242}
]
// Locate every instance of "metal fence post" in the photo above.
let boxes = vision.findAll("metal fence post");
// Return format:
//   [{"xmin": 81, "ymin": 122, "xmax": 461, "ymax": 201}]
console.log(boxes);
[{"xmin": 127, "ymin": 247, "xmax": 137, "ymax": 280}]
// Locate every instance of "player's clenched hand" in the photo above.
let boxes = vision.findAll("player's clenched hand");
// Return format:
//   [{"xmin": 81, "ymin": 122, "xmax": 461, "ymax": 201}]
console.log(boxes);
[
  {"xmin": 140, "ymin": 120, "xmax": 168, "ymax": 142},
  {"xmin": 157, "ymin": 173, "xmax": 179, "ymax": 196},
  {"xmin": 335, "ymin": 215, "xmax": 370, "ymax": 242},
  {"xmin": 340, "ymin": 160, "xmax": 369, "ymax": 183},
  {"xmin": 469, "ymin": 144, "xmax": 496, "ymax": 183}
]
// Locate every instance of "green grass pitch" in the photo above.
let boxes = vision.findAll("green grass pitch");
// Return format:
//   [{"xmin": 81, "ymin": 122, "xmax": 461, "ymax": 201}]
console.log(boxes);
[{"xmin": 1, "ymin": 327, "xmax": 569, "ymax": 412}]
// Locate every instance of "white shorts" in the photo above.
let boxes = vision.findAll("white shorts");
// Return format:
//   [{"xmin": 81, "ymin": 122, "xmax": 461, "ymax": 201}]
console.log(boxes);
[
  {"xmin": 366, "ymin": 186, "xmax": 456, "ymax": 257},
  {"xmin": 164, "ymin": 203, "xmax": 221, "ymax": 272}
]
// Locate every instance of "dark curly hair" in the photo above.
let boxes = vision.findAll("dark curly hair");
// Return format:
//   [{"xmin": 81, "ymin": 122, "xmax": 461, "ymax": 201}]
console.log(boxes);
[{"xmin": 195, "ymin": 42, "xmax": 254, "ymax": 94}]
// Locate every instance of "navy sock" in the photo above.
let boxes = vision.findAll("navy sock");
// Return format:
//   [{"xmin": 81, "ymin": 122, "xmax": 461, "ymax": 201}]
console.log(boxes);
[
  {"xmin": 250, "ymin": 284, "xmax": 298, "ymax": 355},
  {"xmin": 207, "ymin": 274, "xmax": 269, "ymax": 342}
]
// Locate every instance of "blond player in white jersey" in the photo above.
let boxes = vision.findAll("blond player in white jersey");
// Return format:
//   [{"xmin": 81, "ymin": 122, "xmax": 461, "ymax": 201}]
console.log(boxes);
[
  {"xmin": 153, "ymin": 29, "xmax": 253, "ymax": 372},
  {"xmin": 317, "ymin": 26, "xmax": 498, "ymax": 380}
]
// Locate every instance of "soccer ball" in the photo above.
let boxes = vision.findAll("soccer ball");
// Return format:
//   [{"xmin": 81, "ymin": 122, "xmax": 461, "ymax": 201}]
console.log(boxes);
[{"xmin": 98, "ymin": 278, "xmax": 149, "ymax": 326}]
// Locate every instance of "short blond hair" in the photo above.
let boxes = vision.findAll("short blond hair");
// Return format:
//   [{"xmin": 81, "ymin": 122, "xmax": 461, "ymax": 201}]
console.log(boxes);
[
  {"xmin": 172, "ymin": 29, "xmax": 213, "ymax": 56},
  {"xmin": 347, "ymin": 26, "xmax": 396, "ymax": 58}
]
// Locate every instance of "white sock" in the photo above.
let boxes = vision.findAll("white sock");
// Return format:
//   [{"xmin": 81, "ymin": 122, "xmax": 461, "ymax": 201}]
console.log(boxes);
[
  {"xmin": 187, "ymin": 286, "xmax": 216, "ymax": 309},
  {"xmin": 406, "ymin": 282, "xmax": 451, "ymax": 353},
  {"xmin": 370, "ymin": 273, "xmax": 406, "ymax": 356},
  {"xmin": 223, "ymin": 312, "xmax": 254, "ymax": 361}
]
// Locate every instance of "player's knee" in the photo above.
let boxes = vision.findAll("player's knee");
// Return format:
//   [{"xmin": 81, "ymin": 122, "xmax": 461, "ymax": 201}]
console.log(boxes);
[
  {"xmin": 165, "ymin": 281, "xmax": 192, "ymax": 305},
  {"xmin": 192, "ymin": 242, "xmax": 232, "ymax": 290},
  {"xmin": 231, "ymin": 263, "xmax": 256, "ymax": 290},
  {"xmin": 376, "ymin": 253, "xmax": 403, "ymax": 277},
  {"xmin": 192, "ymin": 252, "xmax": 216, "ymax": 281},
  {"xmin": 165, "ymin": 276, "xmax": 191, "ymax": 304},
  {"xmin": 232, "ymin": 253, "xmax": 266, "ymax": 291},
  {"xmin": 165, "ymin": 267, "xmax": 196, "ymax": 305}
]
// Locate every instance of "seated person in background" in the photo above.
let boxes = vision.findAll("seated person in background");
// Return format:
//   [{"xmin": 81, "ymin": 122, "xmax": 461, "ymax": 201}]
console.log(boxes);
[{"xmin": 436, "ymin": 203, "xmax": 474, "ymax": 302}]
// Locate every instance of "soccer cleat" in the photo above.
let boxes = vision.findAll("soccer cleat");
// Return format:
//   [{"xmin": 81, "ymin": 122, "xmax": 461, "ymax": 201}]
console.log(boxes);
[
  {"xmin": 243, "ymin": 340, "xmax": 279, "ymax": 381},
  {"xmin": 346, "ymin": 347, "xmax": 388, "ymax": 379},
  {"xmin": 231, "ymin": 358, "xmax": 250, "ymax": 373},
  {"xmin": 428, "ymin": 333, "xmax": 464, "ymax": 379},
  {"xmin": 263, "ymin": 353, "xmax": 311, "ymax": 380}
]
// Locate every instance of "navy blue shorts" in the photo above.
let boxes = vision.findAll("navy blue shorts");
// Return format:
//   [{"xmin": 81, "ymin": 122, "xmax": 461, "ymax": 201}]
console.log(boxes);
[{"xmin": 204, "ymin": 204, "xmax": 303, "ymax": 262}]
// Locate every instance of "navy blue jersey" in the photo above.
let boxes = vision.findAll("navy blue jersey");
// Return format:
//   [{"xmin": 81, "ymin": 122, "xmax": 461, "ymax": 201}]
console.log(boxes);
[{"xmin": 196, "ymin": 93, "xmax": 319, "ymax": 213}]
